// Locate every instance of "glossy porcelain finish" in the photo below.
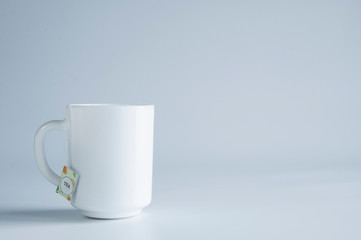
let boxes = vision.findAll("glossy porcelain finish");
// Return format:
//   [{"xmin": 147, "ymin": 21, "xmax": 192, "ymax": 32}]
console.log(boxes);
[{"xmin": 34, "ymin": 104, "xmax": 154, "ymax": 219}]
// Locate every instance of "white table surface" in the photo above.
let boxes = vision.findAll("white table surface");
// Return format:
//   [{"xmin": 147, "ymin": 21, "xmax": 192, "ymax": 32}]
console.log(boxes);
[{"xmin": 1, "ymin": 162, "xmax": 361, "ymax": 240}]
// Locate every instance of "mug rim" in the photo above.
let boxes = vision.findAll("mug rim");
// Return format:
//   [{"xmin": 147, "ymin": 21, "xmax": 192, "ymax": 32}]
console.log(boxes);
[{"xmin": 68, "ymin": 104, "xmax": 154, "ymax": 108}]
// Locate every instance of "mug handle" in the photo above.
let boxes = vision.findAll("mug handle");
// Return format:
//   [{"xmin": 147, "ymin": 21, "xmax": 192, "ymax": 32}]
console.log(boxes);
[{"xmin": 34, "ymin": 120, "xmax": 67, "ymax": 186}]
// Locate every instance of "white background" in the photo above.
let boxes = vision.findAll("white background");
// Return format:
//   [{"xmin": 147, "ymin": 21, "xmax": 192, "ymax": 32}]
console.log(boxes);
[{"xmin": 1, "ymin": 0, "xmax": 361, "ymax": 239}]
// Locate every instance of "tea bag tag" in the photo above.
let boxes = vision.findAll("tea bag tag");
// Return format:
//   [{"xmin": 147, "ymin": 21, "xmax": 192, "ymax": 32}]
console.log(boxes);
[{"xmin": 56, "ymin": 166, "xmax": 79, "ymax": 201}]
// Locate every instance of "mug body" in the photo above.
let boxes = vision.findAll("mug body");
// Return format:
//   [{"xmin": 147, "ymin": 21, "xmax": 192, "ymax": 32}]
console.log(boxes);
[{"xmin": 66, "ymin": 104, "xmax": 154, "ymax": 219}]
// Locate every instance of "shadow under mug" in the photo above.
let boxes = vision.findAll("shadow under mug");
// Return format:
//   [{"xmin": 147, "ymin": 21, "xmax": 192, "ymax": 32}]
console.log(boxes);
[{"xmin": 34, "ymin": 104, "xmax": 154, "ymax": 219}]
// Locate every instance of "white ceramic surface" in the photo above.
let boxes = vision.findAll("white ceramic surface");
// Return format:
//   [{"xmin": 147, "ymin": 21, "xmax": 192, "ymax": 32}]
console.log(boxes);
[{"xmin": 34, "ymin": 104, "xmax": 154, "ymax": 219}]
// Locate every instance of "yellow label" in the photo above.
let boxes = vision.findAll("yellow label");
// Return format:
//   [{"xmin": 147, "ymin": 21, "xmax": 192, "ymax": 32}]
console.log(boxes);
[{"xmin": 56, "ymin": 166, "xmax": 79, "ymax": 201}]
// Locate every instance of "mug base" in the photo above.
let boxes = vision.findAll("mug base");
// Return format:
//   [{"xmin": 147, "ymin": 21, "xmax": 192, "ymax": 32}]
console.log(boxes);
[{"xmin": 80, "ymin": 209, "xmax": 142, "ymax": 219}]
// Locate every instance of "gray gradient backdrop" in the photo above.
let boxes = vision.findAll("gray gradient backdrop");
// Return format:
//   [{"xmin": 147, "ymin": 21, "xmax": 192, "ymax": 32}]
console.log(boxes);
[
  {"xmin": 1, "ymin": 0, "xmax": 360, "ymax": 171},
  {"xmin": 1, "ymin": 0, "xmax": 361, "ymax": 239}
]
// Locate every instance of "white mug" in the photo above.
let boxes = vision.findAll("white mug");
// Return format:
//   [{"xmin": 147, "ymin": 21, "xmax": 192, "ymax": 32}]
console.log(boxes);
[{"xmin": 34, "ymin": 104, "xmax": 154, "ymax": 219}]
